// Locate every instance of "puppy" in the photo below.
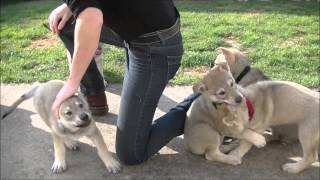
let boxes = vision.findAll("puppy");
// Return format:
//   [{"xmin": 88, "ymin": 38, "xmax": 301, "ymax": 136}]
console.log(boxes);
[
  {"xmin": 1, "ymin": 80, "xmax": 120, "ymax": 173},
  {"xmin": 214, "ymin": 47, "xmax": 270, "ymax": 87},
  {"xmin": 215, "ymin": 47, "xmax": 299, "ymax": 143},
  {"xmin": 184, "ymin": 63, "xmax": 263, "ymax": 165},
  {"xmin": 206, "ymin": 62, "xmax": 319, "ymax": 173}
]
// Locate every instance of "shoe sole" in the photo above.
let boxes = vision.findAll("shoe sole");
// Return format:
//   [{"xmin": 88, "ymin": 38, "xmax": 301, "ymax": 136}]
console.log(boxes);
[{"xmin": 90, "ymin": 105, "xmax": 109, "ymax": 116}]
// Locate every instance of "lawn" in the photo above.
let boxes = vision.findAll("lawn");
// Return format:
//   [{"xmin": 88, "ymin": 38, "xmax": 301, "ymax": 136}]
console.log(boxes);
[{"xmin": 0, "ymin": 0, "xmax": 319, "ymax": 87}]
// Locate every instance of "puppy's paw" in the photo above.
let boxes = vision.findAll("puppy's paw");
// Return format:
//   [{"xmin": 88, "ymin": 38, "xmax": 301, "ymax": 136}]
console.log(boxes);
[
  {"xmin": 282, "ymin": 162, "xmax": 303, "ymax": 174},
  {"xmin": 64, "ymin": 140, "xmax": 79, "ymax": 151},
  {"xmin": 252, "ymin": 135, "xmax": 266, "ymax": 148},
  {"xmin": 51, "ymin": 160, "xmax": 67, "ymax": 173},
  {"xmin": 228, "ymin": 155, "xmax": 242, "ymax": 166},
  {"xmin": 104, "ymin": 157, "xmax": 121, "ymax": 174}
]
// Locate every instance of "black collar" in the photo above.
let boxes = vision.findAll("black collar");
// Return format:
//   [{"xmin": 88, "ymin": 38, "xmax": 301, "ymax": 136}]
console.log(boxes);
[{"xmin": 236, "ymin": 66, "xmax": 251, "ymax": 83}]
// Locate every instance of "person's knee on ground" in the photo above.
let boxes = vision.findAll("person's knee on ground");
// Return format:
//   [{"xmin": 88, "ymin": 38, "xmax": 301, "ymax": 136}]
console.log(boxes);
[{"xmin": 115, "ymin": 130, "xmax": 146, "ymax": 165}]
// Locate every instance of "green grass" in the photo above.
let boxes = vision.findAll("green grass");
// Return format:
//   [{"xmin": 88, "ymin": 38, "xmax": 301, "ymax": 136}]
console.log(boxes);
[{"xmin": 1, "ymin": 0, "xmax": 319, "ymax": 87}]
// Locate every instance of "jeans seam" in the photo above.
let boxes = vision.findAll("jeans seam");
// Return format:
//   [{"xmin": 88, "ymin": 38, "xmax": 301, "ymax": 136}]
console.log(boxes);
[{"xmin": 133, "ymin": 49, "xmax": 152, "ymax": 162}]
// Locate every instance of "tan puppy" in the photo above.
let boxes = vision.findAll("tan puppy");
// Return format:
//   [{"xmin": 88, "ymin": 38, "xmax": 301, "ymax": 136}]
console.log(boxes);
[
  {"xmin": 2, "ymin": 80, "xmax": 120, "ymax": 173},
  {"xmin": 184, "ymin": 63, "xmax": 265, "ymax": 165}
]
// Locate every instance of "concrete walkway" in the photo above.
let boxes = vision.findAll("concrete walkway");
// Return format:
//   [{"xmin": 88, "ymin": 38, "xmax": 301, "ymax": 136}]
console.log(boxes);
[{"xmin": 1, "ymin": 83, "xmax": 319, "ymax": 180}]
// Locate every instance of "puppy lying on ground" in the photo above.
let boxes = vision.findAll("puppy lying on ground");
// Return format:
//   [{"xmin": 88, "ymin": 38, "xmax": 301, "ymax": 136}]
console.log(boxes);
[
  {"xmin": 184, "ymin": 63, "xmax": 262, "ymax": 165},
  {"xmin": 1, "ymin": 80, "xmax": 120, "ymax": 173}
]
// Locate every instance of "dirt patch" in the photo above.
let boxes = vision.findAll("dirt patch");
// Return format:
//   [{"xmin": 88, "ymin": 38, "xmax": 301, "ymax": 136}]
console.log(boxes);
[
  {"xmin": 224, "ymin": 36, "xmax": 243, "ymax": 50},
  {"xmin": 278, "ymin": 37, "xmax": 304, "ymax": 48},
  {"xmin": 182, "ymin": 66, "xmax": 208, "ymax": 77},
  {"xmin": 29, "ymin": 35, "xmax": 59, "ymax": 49}
]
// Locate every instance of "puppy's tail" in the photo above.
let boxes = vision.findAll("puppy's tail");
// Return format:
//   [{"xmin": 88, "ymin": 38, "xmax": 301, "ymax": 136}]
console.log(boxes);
[{"xmin": 1, "ymin": 83, "xmax": 39, "ymax": 119}]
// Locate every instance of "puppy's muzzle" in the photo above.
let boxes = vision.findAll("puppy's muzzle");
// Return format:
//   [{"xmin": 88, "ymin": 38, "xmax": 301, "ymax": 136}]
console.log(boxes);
[
  {"xmin": 235, "ymin": 96, "xmax": 242, "ymax": 104},
  {"xmin": 76, "ymin": 113, "xmax": 91, "ymax": 127},
  {"xmin": 80, "ymin": 113, "xmax": 89, "ymax": 121}
]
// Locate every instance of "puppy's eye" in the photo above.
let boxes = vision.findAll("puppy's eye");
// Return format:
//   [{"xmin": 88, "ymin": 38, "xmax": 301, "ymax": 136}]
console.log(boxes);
[
  {"xmin": 217, "ymin": 90, "xmax": 226, "ymax": 96},
  {"xmin": 230, "ymin": 82, "xmax": 234, "ymax": 87},
  {"xmin": 78, "ymin": 103, "xmax": 83, "ymax": 108},
  {"xmin": 65, "ymin": 111, "xmax": 72, "ymax": 116}
]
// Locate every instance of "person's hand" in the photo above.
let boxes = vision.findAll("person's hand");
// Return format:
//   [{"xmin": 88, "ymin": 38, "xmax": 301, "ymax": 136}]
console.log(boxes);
[
  {"xmin": 51, "ymin": 80, "xmax": 79, "ymax": 121},
  {"xmin": 48, "ymin": 3, "xmax": 72, "ymax": 34}
]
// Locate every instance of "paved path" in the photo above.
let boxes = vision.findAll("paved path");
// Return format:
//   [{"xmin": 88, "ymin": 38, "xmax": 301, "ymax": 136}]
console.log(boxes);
[{"xmin": 1, "ymin": 84, "xmax": 319, "ymax": 180}]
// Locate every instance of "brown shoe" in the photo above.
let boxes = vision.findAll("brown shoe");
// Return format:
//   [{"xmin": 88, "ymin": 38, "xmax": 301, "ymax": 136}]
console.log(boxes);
[{"xmin": 86, "ymin": 91, "xmax": 109, "ymax": 116}]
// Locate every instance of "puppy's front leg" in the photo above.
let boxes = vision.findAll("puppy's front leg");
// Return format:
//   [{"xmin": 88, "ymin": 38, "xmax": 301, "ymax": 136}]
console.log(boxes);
[
  {"xmin": 228, "ymin": 140, "xmax": 253, "ymax": 160},
  {"xmin": 87, "ymin": 125, "xmax": 120, "ymax": 173},
  {"xmin": 241, "ymin": 129, "xmax": 266, "ymax": 148},
  {"xmin": 205, "ymin": 146, "xmax": 241, "ymax": 166},
  {"xmin": 228, "ymin": 129, "xmax": 265, "ymax": 161},
  {"xmin": 51, "ymin": 134, "xmax": 67, "ymax": 173}
]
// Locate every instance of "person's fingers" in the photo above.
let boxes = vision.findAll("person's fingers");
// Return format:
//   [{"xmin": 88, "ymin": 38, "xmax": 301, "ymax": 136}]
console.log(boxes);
[
  {"xmin": 53, "ymin": 16, "xmax": 60, "ymax": 34},
  {"xmin": 58, "ymin": 16, "xmax": 67, "ymax": 31}
]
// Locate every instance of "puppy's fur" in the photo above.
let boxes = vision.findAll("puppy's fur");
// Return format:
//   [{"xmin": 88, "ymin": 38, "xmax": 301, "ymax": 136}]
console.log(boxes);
[
  {"xmin": 184, "ymin": 63, "xmax": 261, "ymax": 165},
  {"xmin": 2, "ymin": 80, "xmax": 120, "ymax": 173}
]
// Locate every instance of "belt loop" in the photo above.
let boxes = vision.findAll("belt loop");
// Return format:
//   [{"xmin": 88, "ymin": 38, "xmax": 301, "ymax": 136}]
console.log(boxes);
[
  {"xmin": 124, "ymin": 41, "xmax": 130, "ymax": 48},
  {"xmin": 156, "ymin": 31, "xmax": 166, "ymax": 45}
]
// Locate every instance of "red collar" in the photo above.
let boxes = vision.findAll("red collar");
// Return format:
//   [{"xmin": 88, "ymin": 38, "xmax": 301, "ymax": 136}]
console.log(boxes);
[{"xmin": 245, "ymin": 97, "xmax": 254, "ymax": 121}]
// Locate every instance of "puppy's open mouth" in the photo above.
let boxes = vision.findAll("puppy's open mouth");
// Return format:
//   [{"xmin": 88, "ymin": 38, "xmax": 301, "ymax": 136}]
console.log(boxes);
[{"xmin": 75, "ymin": 120, "xmax": 91, "ymax": 128}]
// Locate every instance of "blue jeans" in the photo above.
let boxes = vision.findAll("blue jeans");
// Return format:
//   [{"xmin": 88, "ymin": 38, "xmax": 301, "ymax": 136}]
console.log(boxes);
[{"xmin": 59, "ymin": 17, "xmax": 200, "ymax": 165}]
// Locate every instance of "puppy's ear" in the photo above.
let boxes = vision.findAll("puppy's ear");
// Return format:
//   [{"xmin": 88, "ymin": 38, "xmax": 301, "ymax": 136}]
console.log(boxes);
[
  {"xmin": 74, "ymin": 92, "xmax": 85, "ymax": 100},
  {"xmin": 217, "ymin": 47, "xmax": 236, "ymax": 65},
  {"xmin": 193, "ymin": 82, "xmax": 208, "ymax": 93},
  {"xmin": 212, "ymin": 53, "xmax": 226, "ymax": 68},
  {"xmin": 216, "ymin": 61, "xmax": 231, "ymax": 73}
]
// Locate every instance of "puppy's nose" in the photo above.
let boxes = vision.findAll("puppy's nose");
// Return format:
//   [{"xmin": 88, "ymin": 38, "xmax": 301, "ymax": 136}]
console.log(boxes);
[
  {"xmin": 235, "ymin": 96, "xmax": 242, "ymax": 104},
  {"xmin": 80, "ymin": 113, "xmax": 89, "ymax": 121}
]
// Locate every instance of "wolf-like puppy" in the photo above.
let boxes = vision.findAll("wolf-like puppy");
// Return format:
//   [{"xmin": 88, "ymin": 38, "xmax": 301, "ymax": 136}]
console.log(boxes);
[
  {"xmin": 214, "ymin": 47, "xmax": 299, "ymax": 143},
  {"xmin": 184, "ymin": 63, "xmax": 265, "ymax": 165},
  {"xmin": 214, "ymin": 47, "xmax": 269, "ymax": 87},
  {"xmin": 1, "ymin": 80, "xmax": 120, "ymax": 173},
  {"xmin": 224, "ymin": 76, "xmax": 319, "ymax": 174}
]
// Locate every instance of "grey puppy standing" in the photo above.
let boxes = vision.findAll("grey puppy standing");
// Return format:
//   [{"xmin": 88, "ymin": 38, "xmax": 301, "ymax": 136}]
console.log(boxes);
[
  {"xmin": 229, "ymin": 79, "xmax": 319, "ymax": 174},
  {"xmin": 2, "ymin": 80, "xmax": 120, "ymax": 173}
]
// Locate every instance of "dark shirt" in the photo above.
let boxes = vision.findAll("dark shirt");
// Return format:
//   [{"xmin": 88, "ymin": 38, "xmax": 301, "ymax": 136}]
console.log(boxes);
[{"xmin": 63, "ymin": 0, "xmax": 177, "ymax": 41}]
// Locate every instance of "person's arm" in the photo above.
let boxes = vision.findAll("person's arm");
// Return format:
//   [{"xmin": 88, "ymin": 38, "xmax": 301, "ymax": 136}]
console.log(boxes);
[{"xmin": 51, "ymin": 7, "xmax": 103, "ymax": 120}]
